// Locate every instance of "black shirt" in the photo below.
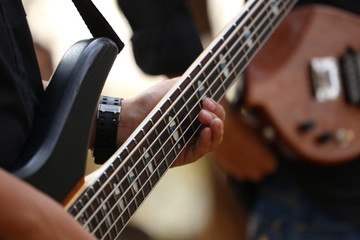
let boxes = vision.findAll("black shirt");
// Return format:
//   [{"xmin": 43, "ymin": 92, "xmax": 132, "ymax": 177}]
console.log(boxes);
[{"xmin": 0, "ymin": 0, "xmax": 43, "ymax": 169}]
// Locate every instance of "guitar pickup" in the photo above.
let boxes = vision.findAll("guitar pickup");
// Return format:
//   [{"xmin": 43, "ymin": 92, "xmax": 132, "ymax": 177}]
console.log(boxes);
[
  {"xmin": 310, "ymin": 56, "xmax": 341, "ymax": 102},
  {"xmin": 340, "ymin": 48, "xmax": 360, "ymax": 106}
]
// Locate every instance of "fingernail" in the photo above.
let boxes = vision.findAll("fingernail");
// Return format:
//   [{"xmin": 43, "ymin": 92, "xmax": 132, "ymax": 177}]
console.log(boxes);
[
  {"xmin": 200, "ymin": 109, "xmax": 211, "ymax": 121},
  {"xmin": 204, "ymin": 98, "xmax": 216, "ymax": 111}
]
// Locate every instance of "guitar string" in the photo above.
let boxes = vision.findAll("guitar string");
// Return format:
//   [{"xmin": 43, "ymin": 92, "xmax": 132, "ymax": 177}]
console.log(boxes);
[
  {"xmin": 76, "ymin": 0, "xmax": 292, "ymax": 236},
  {"xmin": 87, "ymin": 0, "xmax": 292, "ymax": 236},
  {"xmin": 74, "ymin": 0, "xmax": 294, "ymax": 237},
  {"xmin": 73, "ymin": 0, "xmax": 266, "ymax": 226},
  {"xmin": 79, "ymin": 0, "xmax": 269, "ymax": 231},
  {"xmin": 95, "ymin": 0, "xmax": 296, "ymax": 238}
]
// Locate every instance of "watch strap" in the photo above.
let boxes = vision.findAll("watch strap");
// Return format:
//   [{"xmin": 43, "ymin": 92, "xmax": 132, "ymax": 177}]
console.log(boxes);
[{"xmin": 93, "ymin": 96, "xmax": 122, "ymax": 164}]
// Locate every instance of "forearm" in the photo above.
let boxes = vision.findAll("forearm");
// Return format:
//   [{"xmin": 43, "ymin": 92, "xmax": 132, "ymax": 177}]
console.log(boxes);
[{"xmin": 0, "ymin": 169, "xmax": 96, "ymax": 240}]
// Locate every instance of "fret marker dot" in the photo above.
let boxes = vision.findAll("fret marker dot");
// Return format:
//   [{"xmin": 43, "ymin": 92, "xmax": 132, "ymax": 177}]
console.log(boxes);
[
  {"xmin": 197, "ymin": 80, "xmax": 206, "ymax": 97},
  {"xmin": 244, "ymin": 26, "xmax": 254, "ymax": 47},
  {"xmin": 168, "ymin": 116, "xmax": 182, "ymax": 149},
  {"xmin": 127, "ymin": 167, "xmax": 139, "ymax": 192},
  {"xmin": 143, "ymin": 147, "xmax": 154, "ymax": 173},
  {"xmin": 271, "ymin": 0, "xmax": 280, "ymax": 15},
  {"xmin": 219, "ymin": 53, "xmax": 230, "ymax": 77}
]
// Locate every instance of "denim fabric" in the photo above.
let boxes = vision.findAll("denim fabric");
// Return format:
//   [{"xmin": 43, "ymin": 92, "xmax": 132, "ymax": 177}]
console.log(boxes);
[{"xmin": 247, "ymin": 170, "xmax": 360, "ymax": 240}]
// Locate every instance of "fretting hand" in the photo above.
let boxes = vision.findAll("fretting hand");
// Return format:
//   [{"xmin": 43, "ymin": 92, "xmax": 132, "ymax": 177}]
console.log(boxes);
[{"xmin": 116, "ymin": 78, "xmax": 225, "ymax": 167}]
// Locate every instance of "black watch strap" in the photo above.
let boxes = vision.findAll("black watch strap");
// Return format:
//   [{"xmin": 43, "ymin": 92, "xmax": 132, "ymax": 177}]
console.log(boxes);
[{"xmin": 93, "ymin": 96, "xmax": 122, "ymax": 164}]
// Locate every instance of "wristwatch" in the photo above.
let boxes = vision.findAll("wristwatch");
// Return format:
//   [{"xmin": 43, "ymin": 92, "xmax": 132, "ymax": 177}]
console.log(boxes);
[{"xmin": 93, "ymin": 96, "xmax": 122, "ymax": 164}]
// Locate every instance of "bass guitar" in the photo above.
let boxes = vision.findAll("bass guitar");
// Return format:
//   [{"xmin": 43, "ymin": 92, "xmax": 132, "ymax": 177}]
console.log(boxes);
[
  {"xmin": 12, "ymin": 0, "xmax": 297, "ymax": 239},
  {"xmin": 243, "ymin": 4, "xmax": 360, "ymax": 165}
]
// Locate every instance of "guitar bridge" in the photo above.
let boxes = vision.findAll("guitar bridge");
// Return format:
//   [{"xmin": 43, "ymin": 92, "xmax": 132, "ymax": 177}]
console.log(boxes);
[{"xmin": 310, "ymin": 56, "xmax": 341, "ymax": 102}]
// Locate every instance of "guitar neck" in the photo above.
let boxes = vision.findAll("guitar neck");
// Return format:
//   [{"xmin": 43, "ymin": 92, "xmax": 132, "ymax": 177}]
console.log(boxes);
[{"xmin": 67, "ymin": 0, "xmax": 297, "ymax": 238}]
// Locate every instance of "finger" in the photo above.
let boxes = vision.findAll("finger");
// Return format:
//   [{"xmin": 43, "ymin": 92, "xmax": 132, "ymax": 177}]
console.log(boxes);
[
  {"xmin": 202, "ymin": 98, "xmax": 226, "ymax": 121},
  {"xmin": 171, "ymin": 127, "xmax": 211, "ymax": 167},
  {"xmin": 209, "ymin": 117, "xmax": 224, "ymax": 150}
]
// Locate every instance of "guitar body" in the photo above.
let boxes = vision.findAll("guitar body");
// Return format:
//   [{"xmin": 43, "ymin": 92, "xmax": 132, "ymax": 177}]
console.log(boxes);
[
  {"xmin": 244, "ymin": 4, "xmax": 360, "ymax": 164},
  {"xmin": 12, "ymin": 38, "xmax": 118, "ymax": 202}
]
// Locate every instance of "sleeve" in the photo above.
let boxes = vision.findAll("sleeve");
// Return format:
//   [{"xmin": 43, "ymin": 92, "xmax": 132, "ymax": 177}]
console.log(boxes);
[{"xmin": 117, "ymin": 0, "xmax": 204, "ymax": 76}]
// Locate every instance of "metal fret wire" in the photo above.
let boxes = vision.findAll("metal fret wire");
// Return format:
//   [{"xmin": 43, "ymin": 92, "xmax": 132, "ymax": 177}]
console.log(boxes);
[
  {"xmin": 98, "ymin": 0, "xmax": 296, "ymax": 238},
  {"xmin": 89, "ymin": 0, "xmax": 293, "ymax": 238},
  {"xmin": 82, "ymin": 0, "xmax": 272, "ymax": 233},
  {"xmin": 84, "ymin": 0, "xmax": 292, "ymax": 237},
  {"xmin": 73, "ymin": 0, "xmax": 296, "ymax": 238}
]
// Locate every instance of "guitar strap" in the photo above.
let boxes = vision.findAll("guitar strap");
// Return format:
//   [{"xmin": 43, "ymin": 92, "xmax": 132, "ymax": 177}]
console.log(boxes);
[{"xmin": 71, "ymin": 0, "xmax": 124, "ymax": 53}]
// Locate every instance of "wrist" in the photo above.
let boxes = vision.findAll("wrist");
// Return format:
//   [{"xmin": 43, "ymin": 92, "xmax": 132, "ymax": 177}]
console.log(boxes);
[{"xmin": 93, "ymin": 96, "xmax": 123, "ymax": 164}]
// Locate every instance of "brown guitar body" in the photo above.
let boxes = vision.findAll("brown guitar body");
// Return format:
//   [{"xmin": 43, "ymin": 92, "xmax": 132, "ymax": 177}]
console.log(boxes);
[{"xmin": 245, "ymin": 4, "xmax": 360, "ymax": 165}]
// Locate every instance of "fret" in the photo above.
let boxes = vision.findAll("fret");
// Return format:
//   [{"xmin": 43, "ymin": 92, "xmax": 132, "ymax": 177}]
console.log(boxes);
[
  {"xmin": 202, "ymin": 59, "xmax": 217, "ymax": 80},
  {"xmin": 135, "ymin": 128, "xmax": 145, "ymax": 143},
  {"xmin": 151, "ymin": 119, "xmax": 158, "ymax": 138},
  {"xmin": 96, "ymin": 213, "xmax": 105, "ymax": 238},
  {"xmin": 132, "ymin": 149, "xmax": 147, "ymax": 184},
  {"xmin": 103, "ymin": 228, "xmax": 117, "ymax": 240},
  {"xmin": 69, "ymin": 204, "xmax": 79, "ymax": 218},
  {"xmin": 160, "ymin": 98, "xmax": 172, "ymax": 115},
  {"xmin": 167, "ymin": 114, "xmax": 182, "ymax": 149},
  {"xmin": 157, "ymin": 123, "xmax": 169, "ymax": 145},
  {"xmin": 137, "ymin": 171, "xmax": 148, "ymax": 198},
  {"xmin": 127, "ymin": 197, "xmax": 138, "ymax": 217},
  {"xmin": 199, "ymin": 51, "xmax": 212, "ymax": 70},
  {"xmin": 169, "ymin": 87, "xmax": 180, "ymax": 106},
  {"xmin": 164, "ymin": 110, "xmax": 181, "ymax": 152},
  {"xmin": 98, "ymin": 220, "xmax": 107, "ymax": 239},
  {"xmin": 119, "ymin": 172, "xmax": 131, "ymax": 199},
  {"xmin": 273, "ymin": 2, "xmax": 287, "ymax": 24},
  {"xmin": 126, "ymin": 165, "xmax": 139, "ymax": 194},
  {"xmin": 185, "ymin": 94, "xmax": 200, "ymax": 120},
  {"xmin": 111, "ymin": 213, "xmax": 122, "ymax": 238},
  {"xmin": 201, "ymin": 80, "xmax": 212, "ymax": 99},
  {"xmin": 210, "ymin": 36, "xmax": 224, "ymax": 55},
  {"xmin": 110, "ymin": 161, "xmax": 119, "ymax": 174},
  {"xmin": 78, "ymin": 214, "xmax": 91, "ymax": 233},
  {"xmin": 145, "ymin": 141, "xmax": 161, "ymax": 182},
  {"xmin": 134, "ymin": 190, "xmax": 144, "ymax": 208},
  {"xmin": 161, "ymin": 135, "xmax": 176, "ymax": 167},
  {"xmin": 126, "ymin": 140, "xmax": 137, "ymax": 155},
  {"xmin": 99, "ymin": 197, "xmax": 112, "ymax": 228},
  {"xmin": 179, "ymin": 77, "xmax": 191, "ymax": 92},
  {"xmin": 142, "ymin": 146, "xmax": 155, "ymax": 177},
  {"xmin": 160, "ymin": 147, "xmax": 168, "ymax": 167},
  {"xmin": 149, "ymin": 170, "xmax": 160, "ymax": 189},
  {"xmin": 164, "ymin": 144, "xmax": 177, "ymax": 167},
  {"xmin": 122, "ymin": 189, "xmax": 133, "ymax": 219},
  {"xmin": 173, "ymin": 95, "xmax": 187, "ymax": 123},
  {"xmin": 189, "ymin": 65, "xmax": 201, "ymax": 81},
  {"xmin": 94, "ymin": 228, "xmax": 102, "ymax": 239},
  {"xmin": 105, "ymin": 193, "xmax": 121, "ymax": 226},
  {"xmin": 86, "ymin": 203, "xmax": 100, "ymax": 232},
  {"xmin": 154, "ymin": 150, "xmax": 167, "ymax": 175},
  {"xmin": 70, "ymin": 1, "xmax": 299, "ymax": 238},
  {"xmin": 147, "ymin": 129, "xmax": 157, "ymax": 146},
  {"xmin": 111, "ymin": 182, "xmax": 124, "ymax": 210},
  {"xmin": 103, "ymin": 217, "xmax": 118, "ymax": 240},
  {"xmin": 192, "ymin": 76, "xmax": 203, "ymax": 101}
]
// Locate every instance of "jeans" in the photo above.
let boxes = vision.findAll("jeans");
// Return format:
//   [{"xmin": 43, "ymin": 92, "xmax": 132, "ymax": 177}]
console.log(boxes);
[{"xmin": 246, "ymin": 167, "xmax": 360, "ymax": 240}]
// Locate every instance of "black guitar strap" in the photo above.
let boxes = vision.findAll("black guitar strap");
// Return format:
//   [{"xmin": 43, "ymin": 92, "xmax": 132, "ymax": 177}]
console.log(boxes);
[{"xmin": 71, "ymin": 0, "xmax": 124, "ymax": 53}]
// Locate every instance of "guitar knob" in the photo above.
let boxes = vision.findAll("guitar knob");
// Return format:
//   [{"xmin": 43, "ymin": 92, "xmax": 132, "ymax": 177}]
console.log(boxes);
[
  {"xmin": 317, "ymin": 132, "xmax": 335, "ymax": 144},
  {"xmin": 336, "ymin": 129, "xmax": 355, "ymax": 146},
  {"xmin": 298, "ymin": 121, "xmax": 316, "ymax": 133}
]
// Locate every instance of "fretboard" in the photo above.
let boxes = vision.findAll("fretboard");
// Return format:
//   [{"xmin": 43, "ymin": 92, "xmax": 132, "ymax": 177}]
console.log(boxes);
[{"xmin": 68, "ymin": 0, "xmax": 297, "ymax": 239}]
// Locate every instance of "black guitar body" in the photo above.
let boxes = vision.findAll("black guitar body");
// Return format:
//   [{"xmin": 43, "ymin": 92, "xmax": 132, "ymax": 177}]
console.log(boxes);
[{"xmin": 11, "ymin": 38, "xmax": 118, "ymax": 202}]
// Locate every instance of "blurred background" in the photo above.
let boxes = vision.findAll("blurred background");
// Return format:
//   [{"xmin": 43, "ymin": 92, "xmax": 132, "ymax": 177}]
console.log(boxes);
[{"xmin": 22, "ymin": 0, "xmax": 246, "ymax": 239}]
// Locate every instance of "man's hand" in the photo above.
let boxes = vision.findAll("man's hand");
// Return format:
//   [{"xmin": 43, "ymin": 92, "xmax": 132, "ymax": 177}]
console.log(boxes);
[{"xmin": 117, "ymin": 78, "xmax": 225, "ymax": 167}]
